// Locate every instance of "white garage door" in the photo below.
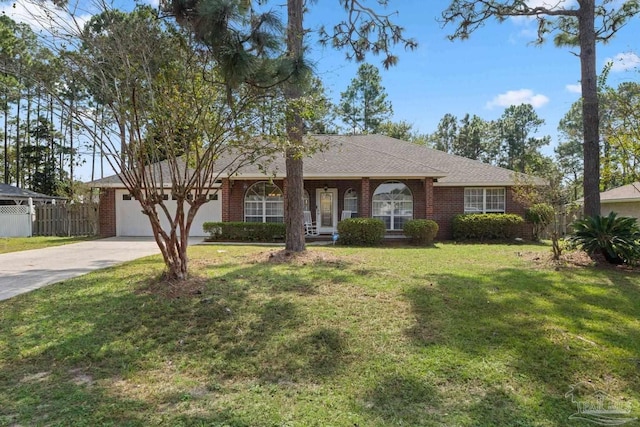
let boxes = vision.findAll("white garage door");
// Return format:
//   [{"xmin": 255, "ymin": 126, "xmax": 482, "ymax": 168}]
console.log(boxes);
[{"xmin": 115, "ymin": 189, "xmax": 222, "ymax": 237}]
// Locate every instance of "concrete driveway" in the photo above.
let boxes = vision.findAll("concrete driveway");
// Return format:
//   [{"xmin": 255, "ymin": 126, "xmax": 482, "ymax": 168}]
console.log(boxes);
[{"xmin": 0, "ymin": 237, "xmax": 202, "ymax": 301}]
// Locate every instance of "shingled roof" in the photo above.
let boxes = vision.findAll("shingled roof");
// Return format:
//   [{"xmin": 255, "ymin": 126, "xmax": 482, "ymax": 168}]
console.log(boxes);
[
  {"xmin": 0, "ymin": 183, "xmax": 64, "ymax": 202},
  {"xmin": 89, "ymin": 134, "xmax": 543, "ymax": 187},
  {"xmin": 600, "ymin": 182, "xmax": 640, "ymax": 202}
]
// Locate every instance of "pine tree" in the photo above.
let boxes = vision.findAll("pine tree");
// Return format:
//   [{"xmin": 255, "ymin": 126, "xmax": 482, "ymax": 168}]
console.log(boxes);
[{"xmin": 338, "ymin": 63, "xmax": 392, "ymax": 134}]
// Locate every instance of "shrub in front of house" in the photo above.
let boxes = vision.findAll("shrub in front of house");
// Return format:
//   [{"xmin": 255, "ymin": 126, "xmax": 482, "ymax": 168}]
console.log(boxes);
[
  {"xmin": 403, "ymin": 219, "xmax": 439, "ymax": 245},
  {"xmin": 203, "ymin": 222, "xmax": 286, "ymax": 242},
  {"xmin": 567, "ymin": 212, "xmax": 640, "ymax": 265},
  {"xmin": 337, "ymin": 218, "xmax": 386, "ymax": 246},
  {"xmin": 525, "ymin": 203, "xmax": 555, "ymax": 241},
  {"xmin": 452, "ymin": 213, "xmax": 525, "ymax": 240}
]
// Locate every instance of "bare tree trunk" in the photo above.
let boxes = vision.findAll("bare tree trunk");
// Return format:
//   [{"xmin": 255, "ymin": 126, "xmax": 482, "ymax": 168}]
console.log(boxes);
[
  {"xmin": 146, "ymin": 198, "xmax": 193, "ymax": 280},
  {"xmin": 579, "ymin": 0, "xmax": 601, "ymax": 217},
  {"xmin": 3, "ymin": 82, "xmax": 8, "ymax": 184},
  {"xmin": 24, "ymin": 85, "xmax": 31, "ymax": 188},
  {"xmin": 69, "ymin": 95, "xmax": 74, "ymax": 196},
  {"xmin": 15, "ymin": 83, "xmax": 21, "ymax": 187},
  {"xmin": 58, "ymin": 101, "xmax": 64, "ymax": 182},
  {"xmin": 284, "ymin": 0, "xmax": 306, "ymax": 252},
  {"xmin": 91, "ymin": 106, "xmax": 97, "ymax": 182}
]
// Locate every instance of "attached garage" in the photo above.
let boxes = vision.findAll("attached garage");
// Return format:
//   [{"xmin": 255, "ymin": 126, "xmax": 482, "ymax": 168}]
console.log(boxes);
[{"xmin": 114, "ymin": 189, "xmax": 221, "ymax": 237}]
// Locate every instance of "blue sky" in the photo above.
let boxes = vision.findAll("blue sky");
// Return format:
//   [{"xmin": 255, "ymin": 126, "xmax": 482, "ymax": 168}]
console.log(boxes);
[
  {"xmin": 2, "ymin": 0, "xmax": 639, "ymax": 180},
  {"xmin": 300, "ymin": 0, "xmax": 640, "ymax": 151}
]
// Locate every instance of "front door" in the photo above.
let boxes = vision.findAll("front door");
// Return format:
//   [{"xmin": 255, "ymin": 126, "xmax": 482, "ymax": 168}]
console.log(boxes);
[{"xmin": 316, "ymin": 188, "xmax": 338, "ymax": 234}]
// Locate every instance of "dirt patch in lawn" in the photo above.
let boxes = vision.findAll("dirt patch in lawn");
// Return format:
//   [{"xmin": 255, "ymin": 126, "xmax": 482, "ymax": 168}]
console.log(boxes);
[
  {"xmin": 246, "ymin": 248, "xmax": 346, "ymax": 266},
  {"xmin": 524, "ymin": 249, "xmax": 640, "ymax": 272},
  {"xmin": 137, "ymin": 274, "xmax": 209, "ymax": 299}
]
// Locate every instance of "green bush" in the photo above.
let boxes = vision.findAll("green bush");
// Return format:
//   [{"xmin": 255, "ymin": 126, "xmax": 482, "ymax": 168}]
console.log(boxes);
[
  {"xmin": 203, "ymin": 222, "xmax": 285, "ymax": 242},
  {"xmin": 525, "ymin": 203, "xmax": 555, "ymax": 241},
  {"xmin": 337, "ymin": 218, "xmax": 386, "ymax": 246},
  {"xmin": 452, "ymin": 213, "xmax": 525, "ymax": 241},
  {"xmin": 403, "ymin": 219, "xmax": 439, "ymax": 245},
  {"xmin": 566, "ymin": 212, "xmax": 640, "ymax": 265}
]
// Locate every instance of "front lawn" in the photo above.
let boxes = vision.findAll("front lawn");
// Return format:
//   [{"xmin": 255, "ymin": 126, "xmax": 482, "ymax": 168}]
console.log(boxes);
[
  {"xmin": 1, "ymin": 243, "xmax": 639, "ymax": 426},
  {"xmin": 0, "ymin": 235, "xmax": 96, "ymax": 254}
]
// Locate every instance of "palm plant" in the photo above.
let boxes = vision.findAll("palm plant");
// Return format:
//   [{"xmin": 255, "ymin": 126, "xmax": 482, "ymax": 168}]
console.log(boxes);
[{"xmin": 567, "ymin": 212, "xmax": 640, "ymax": 265}]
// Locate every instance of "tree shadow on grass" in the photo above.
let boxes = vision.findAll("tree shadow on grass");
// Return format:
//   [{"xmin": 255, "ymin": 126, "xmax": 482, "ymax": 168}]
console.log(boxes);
[
  {"xmin": 361, "ymin": 373, "xmax": 442, "ymax": 425},
  {"xmin": 401, "ymin": 267, "xmax": 640, "ymax": 425},
  {"xmin": 0, "ymin": 255, "xmax": 358, "ymax": 426}
]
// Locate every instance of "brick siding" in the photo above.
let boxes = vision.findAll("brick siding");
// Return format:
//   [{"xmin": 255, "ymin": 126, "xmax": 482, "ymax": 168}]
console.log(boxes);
[
  {"xmin": 98, "ymin": 180, "xmax": 532, "ymax": 240},
  {"xmin": 433, "ymin": 186, "xmax": 531, "ymax": 240},
  {"xmin": 98, "ymin": 188, "xmax": 116, "ymax": 237}
]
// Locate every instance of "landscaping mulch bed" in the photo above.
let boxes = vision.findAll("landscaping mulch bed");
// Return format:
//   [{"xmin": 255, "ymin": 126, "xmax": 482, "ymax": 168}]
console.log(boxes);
[{"xmin": 246, "ymin": 248, "xmax": 345, "ymax": 265}]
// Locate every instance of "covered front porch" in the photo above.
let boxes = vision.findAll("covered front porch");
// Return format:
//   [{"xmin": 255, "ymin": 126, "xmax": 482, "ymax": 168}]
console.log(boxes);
[{"xmin": 221, "ymin": 177, "xmax": 436, "ymax": 235}]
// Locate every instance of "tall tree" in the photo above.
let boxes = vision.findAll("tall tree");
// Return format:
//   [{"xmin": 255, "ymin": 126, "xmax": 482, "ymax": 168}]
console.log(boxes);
[
  {"xmin": 0, "ymin": 15, "xmax": 20, "ymax": 184},
  {"xmin": 428, "ymin": 113, "xmax": 458, "ymax": 153},
  {"xmin": 601, "ymin": 81, "xmax": 640, "ymax": 187},
  {"xmin": 166, "ymin": 0, "xmax": 415, "ymax": 253},
  {"xmin": 377, "ymin": 120, "xmax": 415, "ymax": 141},
  {"xmin": 283, "ymin": 0, "xmax": 307, "ymax": 252},
  {"xmin": 285, "ymin": 0, "xmax": 415, "ymax": 250},
  {"xmin": 454, "ymin": 113, "xmax": 487, "ymax": 161},
  {"xmin": 26, "ymin": 3, "xmax": 277, "ymax": 280},
  {"xmin": 556, "ymin": 101, "xmax": 585, "ymax": 201},
  {"xmin": 338, "ymin": 63, "xmax": 392, "ymax": 134},
  {"xmin": 493, "ymin": 104, "xmax": 550, "ymax": 173},
  {"xmin": 428, "ymin": 113, "xmax": 492, "ymax": 160},
  {"xmin": 441, "ymin": 0, "xmax": 640, "ymax": 217},
  {"xmin": 558, "ymin": 79, "xmax": 640, "ymax": 196}
]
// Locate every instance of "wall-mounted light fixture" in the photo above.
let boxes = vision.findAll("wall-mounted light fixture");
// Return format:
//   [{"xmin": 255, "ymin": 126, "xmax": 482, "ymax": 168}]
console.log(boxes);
[{"xmin": 323, "ymin": 184, "xmax": 328, "ymax": 192}]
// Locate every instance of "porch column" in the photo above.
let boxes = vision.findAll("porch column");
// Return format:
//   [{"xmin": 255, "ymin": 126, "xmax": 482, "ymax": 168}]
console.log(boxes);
[
  {"xmin": 282, "ymin": 178, "xmax": 288, "ymax": 221},
  {"xmin": 361, "ymin": 177, "xmax": 371, "ymax": 218},
  {"xmin": 221, "ymin": 178, "xmax": 231, "ymax": 222},
  {"xmin": 425, "ymin": 178, "xmax": 434, "ymax": 219}
]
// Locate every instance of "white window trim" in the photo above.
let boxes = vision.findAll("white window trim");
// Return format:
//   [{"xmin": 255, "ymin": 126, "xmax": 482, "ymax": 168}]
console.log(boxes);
[
  {"xmin": 344, "ymin": 188, "xmax": 358, "ymax": 216},
  {"xmin": 372, "ymin": 181, "xmax": 413, "ymax": 231},
  {"xmin": 464, "ymin": 187, "xmax": 506, "ymax": 214},
  {"xmin": 244, "ymin": 182, "xmax": 284, "ymax": 223}
]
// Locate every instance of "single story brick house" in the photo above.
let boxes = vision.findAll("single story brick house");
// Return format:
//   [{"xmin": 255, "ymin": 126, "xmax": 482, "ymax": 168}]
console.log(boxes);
[{"xmin": 92, "ymin": 134, "xmax": 541, "ymax": 239}]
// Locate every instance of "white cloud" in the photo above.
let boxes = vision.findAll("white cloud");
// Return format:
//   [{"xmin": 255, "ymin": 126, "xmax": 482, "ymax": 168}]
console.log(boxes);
[
  {"xmin": 486, "ymin": 89, "xmax": 550, "ymax": 109},
  {"xmin": 143, "ymin": 0, "xmax": 160, "ymax": 7},
  {"xmin": 605, "ymin": 52, "xmax": 640, "ymax": 72},
  {"xmin": 0, "ymin": 0, "xmax": 92, "ymax": 34},
  {"xmin": 565, "ymin": 84, "xmax": 582, "ymax": 94}
]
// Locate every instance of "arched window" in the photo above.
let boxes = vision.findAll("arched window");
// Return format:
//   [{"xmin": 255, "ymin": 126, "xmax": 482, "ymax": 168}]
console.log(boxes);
[
  {"xmin": 244, "ymin": 182, "xmax": 284, "ymax": 223},
  {"xmin": 344, "ymin": 188, "xmax": 358, "ymax": 217},
  {"xmin": 372, "ymin": 181, "xmax": 413, "ymax": 230}
]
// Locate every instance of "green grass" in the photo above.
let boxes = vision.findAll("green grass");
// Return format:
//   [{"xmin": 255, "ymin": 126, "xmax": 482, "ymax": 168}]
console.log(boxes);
[
  {"xmin": 0, "ymin": 235, "xmax": 96, "ymax": 254},
  {"xmin": 1, "ymin": 243, "xmax": 639, "ymax": 426}
]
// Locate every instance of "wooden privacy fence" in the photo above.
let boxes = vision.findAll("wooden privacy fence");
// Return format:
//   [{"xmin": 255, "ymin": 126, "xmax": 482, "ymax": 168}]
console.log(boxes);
[{"xmin": 33, "ymin": 204, "xmax": 98, "ymax": 236}]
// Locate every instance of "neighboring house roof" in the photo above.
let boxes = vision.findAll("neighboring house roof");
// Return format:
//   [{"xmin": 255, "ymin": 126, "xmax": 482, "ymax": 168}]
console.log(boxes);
[
  {"xmin": 0, "ymin": 183, "xmax": 64, "ymax": 202},
  {"xmin": 600, "ymin": 182, "xmax": 640, "ymax": 203},
  {"xmin": 89, "ymin": 134, "xmax": 543, "ymax": 187}
]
